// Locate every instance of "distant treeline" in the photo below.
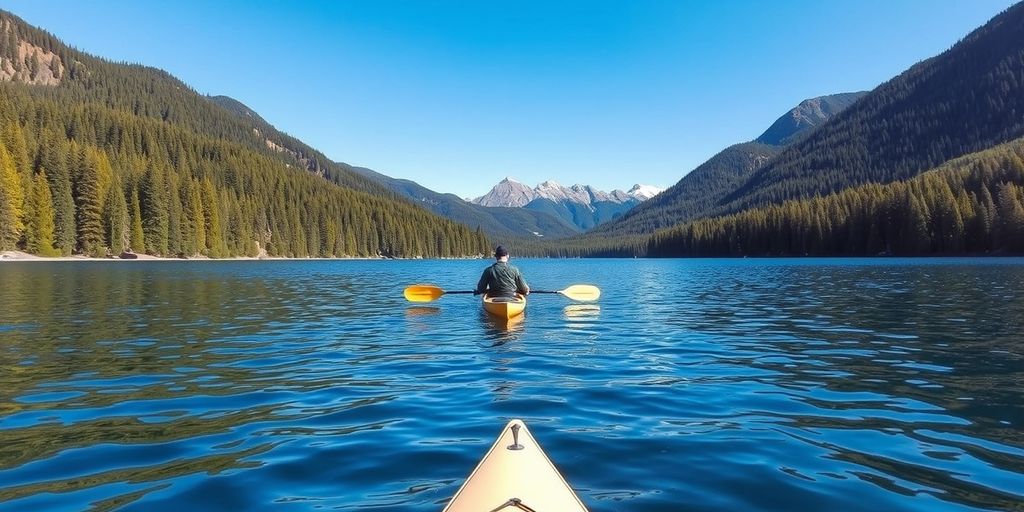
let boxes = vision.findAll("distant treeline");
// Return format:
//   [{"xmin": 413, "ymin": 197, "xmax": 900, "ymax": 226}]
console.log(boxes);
[
  {"xmin": 648, "ymin": 139, "xmax": 1024, "ymax": 257},
  {"xmin": 510, "ymin": 234, "xmax": 648, "ymax": 258}
]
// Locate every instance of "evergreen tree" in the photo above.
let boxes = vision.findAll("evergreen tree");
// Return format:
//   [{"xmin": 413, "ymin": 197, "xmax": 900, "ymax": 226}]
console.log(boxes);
[
  {"xmin": 36, "ymin": 136, "xmax": 76, "ymax": 255},
  {"xmin": 73, "ymin": 146, "xmax": 104, "ymax": 255},
  {"xmin": 185, "ymin": 179, "xmax": 205, "ymax": 256},
  {"xmin": 0, "ymin": 182, "xmax": 17, "ymax": 250},
  {"xmin": 200, "ymin": 177, "xmax": 223, "ymax": 257},
  {"xmin": 129, "ymin": 186, "xmax": 144, "ymax": 252},
  {"xmin": 0, "ymin": 142, "xmax": 23, "ymax": 249},
  {"xmin": 995, "ymin": 182, "xmax": 1024, "ymax": 252},
  {"xmin": 3, "ymin": 121, "xmax": 31, "ymax": 203},
  {"xmin": 166, "ymin": 173, "xmax": 183, "ymax": 256},
  {"xmin": 103, "ymin": 177, "xmax": 129, "ymax": 255},
  {"xmin": 141, "ymin": 166, "xmax": 168, "ymax": 254},
  {"xmin": 24, "ymin": 170, "xmax": 57, "ymax": 255}
]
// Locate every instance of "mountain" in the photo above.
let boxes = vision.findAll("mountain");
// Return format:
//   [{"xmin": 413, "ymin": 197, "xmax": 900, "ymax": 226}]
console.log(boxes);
[
  {"xmin": 713, "ymin": 2, "xmax": 1024, "ymax": 217},
  {"xmin": 471, "ymin": 177, "xmax": 538, "ymax": 208},
  {"xmin": 0, "ymin": 10, "xmax": 489, "ymax": 257},
  {"xmin": 648, "ymin": 136, "xmax": 1024, "ymax": 257},
  {"xmin": 588, "ymin": 91, "xmax": 866, "ymax": 236},
  {"xmin": 346, "ymin": 167, "xmax": 580, "ymax": 239},
  {"xmin": 471, "ymin": 178, "xmax": 663, "ymax": 230},
  {"xmin": 754, "ymin": 92, "xmax": 866, "ymax": 146},
  {"xmin": 472, "ymin": 178, "xmax": 660, "ymax": 207},
  {"xmin": 627, "ymin": 184, "xmax": 662, "ymax": 201},
  {"xmin": 548, "ymin": 3, "xmax": 1024, "ymax": 257}
]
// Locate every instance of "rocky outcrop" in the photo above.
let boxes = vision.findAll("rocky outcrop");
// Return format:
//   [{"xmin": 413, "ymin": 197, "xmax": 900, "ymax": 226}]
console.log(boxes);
[{"xmin": 0, "ymin": 19, "xmax": 64, "ymax": 86}]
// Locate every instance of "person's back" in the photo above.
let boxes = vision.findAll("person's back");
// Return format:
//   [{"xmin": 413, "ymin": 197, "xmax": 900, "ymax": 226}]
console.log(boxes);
[{"xmin": 475, "ymin": 246, "xmax": 529, "ymax": 298}]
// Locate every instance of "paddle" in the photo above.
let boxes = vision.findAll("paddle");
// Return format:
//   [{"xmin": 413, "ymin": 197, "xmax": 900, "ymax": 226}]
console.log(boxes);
[
  {"xmin": 403, "ymin": 284, "xmax": 601, "ymax": 302},
  {"xmin": 403, "ymin": 284, "xmax": 475, "ymax": 302},
  {"xmin": 531, "ymin": 284, "xmax": 601, "ymax": 302}
]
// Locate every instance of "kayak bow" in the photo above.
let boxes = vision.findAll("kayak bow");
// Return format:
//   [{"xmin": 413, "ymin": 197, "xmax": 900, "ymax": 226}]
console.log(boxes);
[{"xmin": 443, "ymin": 419, "xmax": 589, "ymax": 512}]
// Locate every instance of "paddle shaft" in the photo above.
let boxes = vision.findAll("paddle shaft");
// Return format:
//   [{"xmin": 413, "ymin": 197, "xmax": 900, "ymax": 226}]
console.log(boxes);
[{"xmin": 404, "ymin": 284, "xmax": 598, "ymax": 302}]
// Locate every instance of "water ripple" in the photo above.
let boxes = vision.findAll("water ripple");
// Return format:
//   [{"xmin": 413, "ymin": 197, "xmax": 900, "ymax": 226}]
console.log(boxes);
[{"xmin": 0, "ymin": 259, "xmax": 1022, "ymax": 511}]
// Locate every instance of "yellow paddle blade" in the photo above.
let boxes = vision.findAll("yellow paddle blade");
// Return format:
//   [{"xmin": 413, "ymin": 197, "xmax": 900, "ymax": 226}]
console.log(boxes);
[
  {"xmin": 404, "ymin": 284, "xmax": 445, "ymax": 302},
  {"xmin": 560, "ymin": 284, "xmax": 601, "ymax": 302}
]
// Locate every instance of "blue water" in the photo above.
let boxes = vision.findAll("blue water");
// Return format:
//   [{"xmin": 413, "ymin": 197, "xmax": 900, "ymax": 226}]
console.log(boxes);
[{"xmin": 0, "ymin": 258, "xmax": 1022, "ymax": 511}]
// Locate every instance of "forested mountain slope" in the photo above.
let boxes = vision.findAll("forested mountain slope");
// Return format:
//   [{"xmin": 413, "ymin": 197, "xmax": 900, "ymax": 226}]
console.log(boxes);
[
  {"xmin": 589, "ymin": 92, "xmax": 865, "ymax": 237},
  {"xmin": 716, "ymin": 2, "xmax": 1024, "ymax": 216},
  {"xmin": 0, "ymin": 10, "xmax": 488, "ymax": 257},
  {"xmin": 649, "ymin": 137, "xmax": 1024, "ymax": 256}
]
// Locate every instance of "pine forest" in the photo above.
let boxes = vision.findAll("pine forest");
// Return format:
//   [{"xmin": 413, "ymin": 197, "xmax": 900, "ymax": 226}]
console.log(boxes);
[{"xmin": 0, "ymin": 12, "xmax": 489, "ymax": 259}]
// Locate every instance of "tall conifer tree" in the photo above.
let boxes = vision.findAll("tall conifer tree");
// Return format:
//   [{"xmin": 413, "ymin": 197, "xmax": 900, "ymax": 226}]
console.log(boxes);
[
  {"xmin": 129, "ymin": 186, "xmax": 144, "ymax": 253},
  {"xmin": 141, "ymin": 166, "xmax": 168, "ymax": 255},
  {"xmin": 25, "ymin": 170, "xmax": 57, "ymax": 256},
  {"xmin": 0, "ymin": 143, "xmax": 24, "ymax": 249},
  {"xmin": 103, "ymin": 177, "xmax": 129, "ymax": 255},
  {"xmin": 73, "ymin": 147, "xmax": 104, "ymax": 255}
]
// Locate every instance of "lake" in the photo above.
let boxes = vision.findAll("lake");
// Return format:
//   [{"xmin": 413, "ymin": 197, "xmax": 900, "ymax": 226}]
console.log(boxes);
[{"xmin": 0, "ymin": 258, "xmax": 1022, "ymax": 511}]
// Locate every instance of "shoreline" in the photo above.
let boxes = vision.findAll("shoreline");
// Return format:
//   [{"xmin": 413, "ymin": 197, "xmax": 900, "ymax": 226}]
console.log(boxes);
[{"xmin": 0, "ymin": 250, "xmax": 470, "ymax": 262}]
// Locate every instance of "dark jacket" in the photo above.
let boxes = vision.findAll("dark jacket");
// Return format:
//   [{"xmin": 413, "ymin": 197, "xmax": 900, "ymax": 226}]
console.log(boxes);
[{"xmin": 475, "ymin": 261, "xmax": 529, "ymax": 297}]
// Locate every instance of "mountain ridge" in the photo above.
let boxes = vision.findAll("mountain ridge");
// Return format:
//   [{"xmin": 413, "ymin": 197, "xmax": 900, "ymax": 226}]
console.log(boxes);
[
  {"xmin": 712, "ymin": 2, "xmax": 1024, "ymax": 217},
  {"xmin": 472, "ymin": 178, "xmax": 662, "ymax": 207},
  {"xmin": 345, "ymin": 166, "xmax": 580, "ymax": 239},
  {"xmin": 470, "ymin": 178, "xmax": 663, "ymax": 231},
  {"xmin": 586, "ymin": 91, "xmax": 867, "ymax": 237}
]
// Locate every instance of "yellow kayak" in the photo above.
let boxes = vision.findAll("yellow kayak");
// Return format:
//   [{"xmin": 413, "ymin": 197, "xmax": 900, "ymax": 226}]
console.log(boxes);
[
  {"xmin": 481, "ymin": 294, "xmax": 526, "ymax": 319},
  {"xmin": 442, "ymin": 419, "xmax": 589, "ymax": 512}
]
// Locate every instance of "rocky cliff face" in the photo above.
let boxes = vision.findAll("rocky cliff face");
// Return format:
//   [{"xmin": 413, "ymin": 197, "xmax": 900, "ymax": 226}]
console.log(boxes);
[{"xmin": 0, "ymin": 19, "xmax": 64, "ymax": 86}]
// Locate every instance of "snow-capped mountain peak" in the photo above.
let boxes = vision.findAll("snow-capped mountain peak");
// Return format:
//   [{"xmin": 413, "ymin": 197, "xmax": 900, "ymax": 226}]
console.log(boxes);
[
  {"xmin": 627, "ymin": 184, "xmax": 663, "ymax": 201},
  {"xmin": 469, "ymin": 179, "xmax": 664, "ymax": 231},
  {"xmin": 471, "ymin": 180, "xmax": 663, "ymax": 207}
]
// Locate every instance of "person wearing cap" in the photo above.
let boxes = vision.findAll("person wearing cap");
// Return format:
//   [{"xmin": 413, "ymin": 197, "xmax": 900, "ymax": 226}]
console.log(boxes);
[{"xmin": 474, "ymin": 246, "xmax": 530, "ymax": 298}]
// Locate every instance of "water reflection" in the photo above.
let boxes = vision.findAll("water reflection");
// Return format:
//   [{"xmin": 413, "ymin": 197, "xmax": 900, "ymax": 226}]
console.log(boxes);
[
  {"xmin": 564, "ymin": 304, "xmax": 601, "ymax": 319},
  {"xmin": 405, "ymin": 306, "xmax": 441, "ymax": 317},
  {"xmin": 480, "ymin": 312, "xmax": 525, "ymax": 346}
]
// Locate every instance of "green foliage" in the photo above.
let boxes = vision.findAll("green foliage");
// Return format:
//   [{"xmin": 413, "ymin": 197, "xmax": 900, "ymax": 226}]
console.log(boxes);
[
  {"xmin": 0, "ymin": 141, "xmax": 22, "ymax": 249},
  {"xmin": 141, "ymin": 166, "xmax": 168, "ymax": 254},
  {"xmin": 648, "ymin": 138, "xmax": 1024, "ymax": 257},
  {"xmin": 73, "ymin": 146, "xmax": 104, "ymax": 256},
  {"xmin": 590, "ymin": 4, "xmax": 1024, "ymax": 244},
  {"xmin": 103, "ymin": 176, "xmax": 128, "ymax": 255},
  {"xmin": 0, "ymin": 9, "xmax": 488, "ymax": 259},
  {"xmin": 714, "ymin": 3, "xmax": 1024, "ymax": 216},
  {"xmin": 128, "ymin": 186, "xmax": 144, "ymax": 253},
  {"xmin": 591, "ymin": 142, "xmax": 781, "ymax": 237},
  {"xmin": 36, "ymin": 134, "xmax": 76, "ymax": 255},
  {"xmin": 24, "ymin": 170, "xmax": 57, "ymax": 255}
]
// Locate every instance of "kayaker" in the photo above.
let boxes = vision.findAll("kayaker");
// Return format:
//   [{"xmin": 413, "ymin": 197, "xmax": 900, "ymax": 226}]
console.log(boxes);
[{"xmin": 474, "ymin": 246, "xmax": 530, "ymax": 298}]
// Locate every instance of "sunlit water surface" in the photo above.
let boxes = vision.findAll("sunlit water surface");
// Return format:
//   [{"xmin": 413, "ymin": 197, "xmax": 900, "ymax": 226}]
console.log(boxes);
[{"xmin": 0, "ymin": 259, "xmax": 1022, "ymax": 511}]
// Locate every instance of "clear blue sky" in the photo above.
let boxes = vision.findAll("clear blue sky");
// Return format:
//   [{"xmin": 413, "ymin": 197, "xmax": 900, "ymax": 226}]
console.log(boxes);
[{"xmin": 3, "ymin": 0, "xmax": 1017, "ymax": 198}]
